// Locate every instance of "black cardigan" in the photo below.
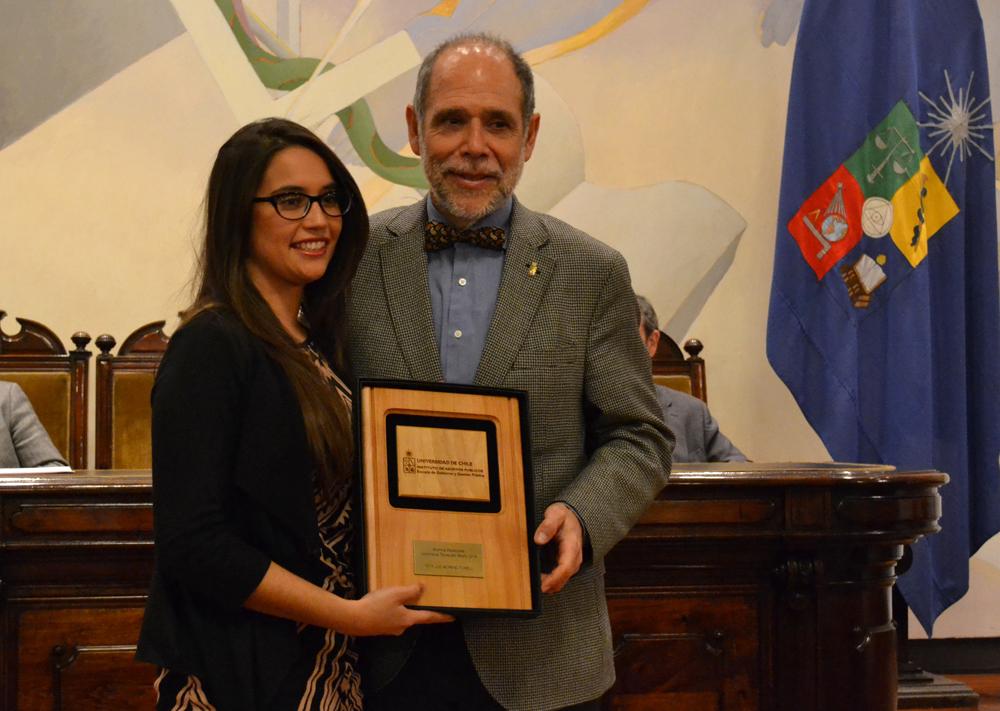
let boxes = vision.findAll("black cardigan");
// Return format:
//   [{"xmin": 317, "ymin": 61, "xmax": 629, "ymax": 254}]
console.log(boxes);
[{"xmin": 136, "ymin": 310, "xmax": 329, "ymax": 710}]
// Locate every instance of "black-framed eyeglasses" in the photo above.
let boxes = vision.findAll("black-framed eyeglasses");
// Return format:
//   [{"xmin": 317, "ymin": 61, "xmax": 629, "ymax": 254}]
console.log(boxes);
[{"xmin": 252, "ymin": 191, "xmax": 352, "ymax": 220}]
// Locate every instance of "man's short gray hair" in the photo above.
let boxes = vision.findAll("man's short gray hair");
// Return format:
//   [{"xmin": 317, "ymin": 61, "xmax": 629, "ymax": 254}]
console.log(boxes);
[
  {"xmin": 412, "ymin": 32, "xmax": 535, "ymax": 129},
  {"xmin": 636, "ymin": 294, "xmax": 659, "ymax": 334}
]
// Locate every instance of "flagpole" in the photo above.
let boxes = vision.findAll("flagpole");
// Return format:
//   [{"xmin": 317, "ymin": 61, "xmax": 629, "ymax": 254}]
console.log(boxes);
[{"xmin": 893, "ymin": 548, "xmax": 978, "ymax": 707}]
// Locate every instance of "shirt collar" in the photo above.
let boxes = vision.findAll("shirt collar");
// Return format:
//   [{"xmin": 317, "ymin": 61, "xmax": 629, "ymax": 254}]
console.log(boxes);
[{"xmin": 426, "ymin": 195, "xmax": 514, "ymax": 240}]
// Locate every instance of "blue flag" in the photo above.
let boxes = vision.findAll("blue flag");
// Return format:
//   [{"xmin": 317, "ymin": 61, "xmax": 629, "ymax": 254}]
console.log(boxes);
[{"xmin": 767, "ymin": 0, "xmax": 1000, "ymax": 634}]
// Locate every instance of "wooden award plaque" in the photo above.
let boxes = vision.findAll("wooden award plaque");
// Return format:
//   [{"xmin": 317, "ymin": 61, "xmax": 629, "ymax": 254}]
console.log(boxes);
[{"xmin": 357, "ymin": 380, "xmax": 539, "ymax": 617}]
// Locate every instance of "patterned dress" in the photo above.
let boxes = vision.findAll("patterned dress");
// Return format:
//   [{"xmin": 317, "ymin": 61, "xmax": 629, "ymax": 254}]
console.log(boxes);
[{"xmin": 155, "ymin": 344, "xmax": 362, "ymax": 711}]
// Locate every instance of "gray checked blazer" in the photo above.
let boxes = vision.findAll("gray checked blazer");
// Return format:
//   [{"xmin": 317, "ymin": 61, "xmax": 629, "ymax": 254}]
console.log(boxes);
[
  {"xmin": 347, "ymin": 198, "xmax": 674, "ymax": 710},
  {"xmin": 0, "ymin": 381, "xmax": 67, "ymax": 469}
]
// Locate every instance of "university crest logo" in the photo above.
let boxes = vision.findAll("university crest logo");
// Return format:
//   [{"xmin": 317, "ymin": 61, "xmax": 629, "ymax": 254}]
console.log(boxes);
[{"xmin": 786, "ymin": 71, "xmax": 991, "ymax": 309}]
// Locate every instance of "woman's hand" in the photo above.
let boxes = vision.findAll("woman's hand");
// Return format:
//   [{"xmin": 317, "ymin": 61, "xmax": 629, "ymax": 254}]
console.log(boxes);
[
  {"xmin": 243, "ymin": 563, "xmax": 452, "ymax": 635},
  {"xmin": 347, "ymin": 584, "xmax": 454, "ymax": 636}
]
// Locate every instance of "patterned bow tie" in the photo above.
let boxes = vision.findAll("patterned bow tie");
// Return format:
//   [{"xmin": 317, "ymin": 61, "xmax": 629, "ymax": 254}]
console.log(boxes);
[{"xmin": 424, "ymin": 221, "xmax": 506, "ymax": 252}]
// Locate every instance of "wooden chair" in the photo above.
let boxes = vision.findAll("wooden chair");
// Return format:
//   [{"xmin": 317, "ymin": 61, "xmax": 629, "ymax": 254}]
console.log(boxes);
[
  {"xmin": 651, "ymin": 330, "xmax": 707, "ymax": 403},
  {"xmin": 95, "ymin": 321, "xmax": 169, "ymax": 469},
  {"xmin": 0, "ymin": 311, "xmax": 92, "ymax": 468}
]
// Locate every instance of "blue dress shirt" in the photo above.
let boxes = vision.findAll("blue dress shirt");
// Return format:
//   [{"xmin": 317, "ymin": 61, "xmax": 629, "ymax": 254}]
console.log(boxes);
[
  {"xmin": 425, "ymin": 196, "xmax": 593, "ymax": 555},
  {"xmin": 426, "ymin": 197, "xmax": 512, "ymax": 384}
]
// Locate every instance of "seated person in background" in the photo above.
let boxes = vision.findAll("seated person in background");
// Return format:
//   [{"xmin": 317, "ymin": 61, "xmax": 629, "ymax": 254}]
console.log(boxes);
[
  {"xmin": 637, "ymin": 295, "xmax": 748, "ymax": 463},
  {"xmin": 0, "ymin": 380, "xmax": 67, "ymax": 468}
]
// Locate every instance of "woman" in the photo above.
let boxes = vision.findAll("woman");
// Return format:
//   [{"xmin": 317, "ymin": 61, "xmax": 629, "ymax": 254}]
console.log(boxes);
[{"xmin": 137, "ymin": 118, "xmax": 450, "ymax": 710}]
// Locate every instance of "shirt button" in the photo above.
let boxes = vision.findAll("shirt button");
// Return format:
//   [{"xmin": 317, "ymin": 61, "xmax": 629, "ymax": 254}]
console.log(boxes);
[
  {"xmin": 458, "ymin": 277, "xmax": 468, "ymax": 286},
  {"xmin": 454, "ymin": 329, "xmax": 463, "ymax": 339}
]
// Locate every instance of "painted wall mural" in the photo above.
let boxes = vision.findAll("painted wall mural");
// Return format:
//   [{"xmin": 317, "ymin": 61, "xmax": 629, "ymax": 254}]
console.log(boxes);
[{"xmin": 169, "ymin": 0, "xmax": 747, "ymax": 339}]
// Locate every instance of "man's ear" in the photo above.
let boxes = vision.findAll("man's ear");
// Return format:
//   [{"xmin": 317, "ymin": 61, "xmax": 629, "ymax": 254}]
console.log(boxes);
[
  {"xmin": 522, "ymin": 113, "xmax": 541, "ymax": 162},
  {"xmin": 647, "ymin": 328, "xmax": 660, "ymax": 359},
  {"xmin": 406, "ymin": 105, "xmax": 421, "ymax": 156}
]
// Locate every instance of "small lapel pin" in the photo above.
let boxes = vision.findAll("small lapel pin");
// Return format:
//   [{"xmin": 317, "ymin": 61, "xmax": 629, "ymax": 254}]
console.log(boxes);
[{"xmin": 528, "ymin": 261, "xmax": 539, "ymax": 277}]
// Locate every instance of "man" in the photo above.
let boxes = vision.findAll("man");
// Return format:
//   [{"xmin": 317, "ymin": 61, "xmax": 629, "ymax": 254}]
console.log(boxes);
[
  {"xmin": 0, "ymin": 381, "xmax": 67, "ymax": 468},
  {"xmin": 348, "ymin": 33, "xmax": 673, "ymax": 711},
  {"xmin": 637, "ymin": 295, "xmax": 747, "ymax": 463}
]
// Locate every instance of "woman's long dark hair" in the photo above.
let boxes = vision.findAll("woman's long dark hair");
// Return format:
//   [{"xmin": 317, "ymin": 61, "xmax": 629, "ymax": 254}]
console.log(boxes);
[{"xmin": 186, "ymin": 117, "xmax": 368, "ymax": 493}]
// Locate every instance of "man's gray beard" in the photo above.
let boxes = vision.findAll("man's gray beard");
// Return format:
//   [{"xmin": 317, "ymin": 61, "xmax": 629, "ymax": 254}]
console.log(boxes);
[
  {"xmin": 430, "ymin": 174, "xmax": 518, "ymax": 224},
  {"xmin": 420, "ymin": 136, "xmax": 525, "ymax": 224}
]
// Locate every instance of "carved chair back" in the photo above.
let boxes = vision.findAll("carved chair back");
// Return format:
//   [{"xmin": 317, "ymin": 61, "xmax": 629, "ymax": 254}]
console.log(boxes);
[
  {"xmin": 95, "ymin": 321, "xmax": 169, "ymax": 469},
  {"xmin": 0, "ymin": 311, "xmax": 91, "ymax": 468},
  {"xmin": 651, "ymin": 330, "xmax": 707, "ymax": 403}
]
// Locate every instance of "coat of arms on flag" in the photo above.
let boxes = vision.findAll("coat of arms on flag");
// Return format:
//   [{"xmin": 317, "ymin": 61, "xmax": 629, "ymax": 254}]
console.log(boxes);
[{"xmin": 787, "ymin": 100, "xmax": 960, "ymax": 307}]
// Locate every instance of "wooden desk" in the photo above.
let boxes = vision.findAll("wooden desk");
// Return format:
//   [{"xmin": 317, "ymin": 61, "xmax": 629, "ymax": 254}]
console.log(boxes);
[
  {"xmin": 0, "ymin": 470, "xmax": 154, "ymax": 711},
  {"xmin": 604, "ymin": 463, "xmax": 946, "ymax": 711},
  {"xmin": 0, "ymin": 465, "xmax": 944, "ymax": 710}
]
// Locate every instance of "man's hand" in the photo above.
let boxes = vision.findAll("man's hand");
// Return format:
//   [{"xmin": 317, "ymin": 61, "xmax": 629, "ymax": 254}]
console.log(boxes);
[{"xmin": 533, "ymin": 502, "xmax": 584, "ymax": 594}]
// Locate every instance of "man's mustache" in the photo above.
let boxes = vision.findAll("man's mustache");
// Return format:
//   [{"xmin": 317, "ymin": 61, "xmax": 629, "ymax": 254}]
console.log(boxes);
[{"xmin": 440, "ymin": 162, "xmax": 503, "ymax": 180}]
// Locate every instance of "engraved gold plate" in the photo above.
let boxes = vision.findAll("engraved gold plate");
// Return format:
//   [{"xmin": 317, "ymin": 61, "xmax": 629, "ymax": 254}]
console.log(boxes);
[{"xmin": 413, "ymin": 540, "xmax": 485, "ymax": 578}]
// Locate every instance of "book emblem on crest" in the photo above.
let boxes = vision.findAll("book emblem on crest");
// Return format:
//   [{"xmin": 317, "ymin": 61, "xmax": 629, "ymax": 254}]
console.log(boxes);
[{"xmin": 840, "ymin": 254, "xmax": 888, "ymax": 309}]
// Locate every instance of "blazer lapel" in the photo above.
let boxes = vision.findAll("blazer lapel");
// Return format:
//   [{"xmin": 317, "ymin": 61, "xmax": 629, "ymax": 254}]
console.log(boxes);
[
  {"xmin": 474, "ymin": 200, "xmax": 555, "ymax": 387},
  {"xmin": 380, "ymin": 205, "xmax": 444, "ymax": 382}
]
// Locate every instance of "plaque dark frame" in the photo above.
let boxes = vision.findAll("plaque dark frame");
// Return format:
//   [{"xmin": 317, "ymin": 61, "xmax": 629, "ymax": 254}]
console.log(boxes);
[
  {"xmin": 355, "ymin": 378, "xmax": 540, "ymax": 618},
  {"xmin": 385, "ymin": 413, "xmax": 502, "ymax": 513}
]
